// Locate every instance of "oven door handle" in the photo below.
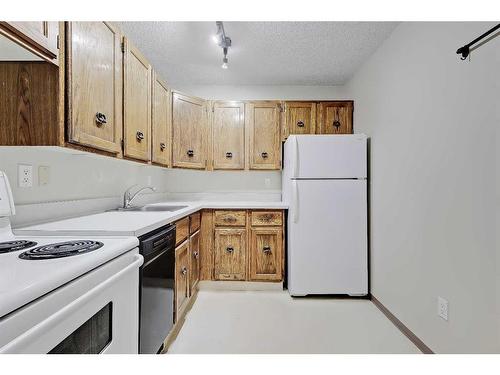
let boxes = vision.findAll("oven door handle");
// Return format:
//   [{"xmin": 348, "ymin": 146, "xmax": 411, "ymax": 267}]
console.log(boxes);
[{"xmin": 0, "ymin": 254, "xmax": 143, "ymax": 354}]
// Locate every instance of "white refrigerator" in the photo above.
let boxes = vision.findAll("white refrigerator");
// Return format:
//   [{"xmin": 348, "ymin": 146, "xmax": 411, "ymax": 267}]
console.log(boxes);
[{"xmin": 282, "ymin": 134, "xmax": 368, "ymax": 296}]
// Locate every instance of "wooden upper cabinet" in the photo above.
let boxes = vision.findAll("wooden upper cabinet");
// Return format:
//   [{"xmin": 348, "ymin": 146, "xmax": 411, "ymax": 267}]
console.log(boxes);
[
  {"xmin": 246, "ymin": 101, "xmax": 281, "ymax": 170},
  {"xmin": 172, "ymin": 92, "xmax": 207, "ymax": 169},
  {"xmin": 66, "ymin": 22, "xmax": 123, "ymax": 154},
  {"xmin": 317, "ymin": 101, "xmax": 353, "ymax": 134},
  {"xmin": 1, "ymin": 22, "xmax": 59, "ymax": 64},
  {"xmin": 123, "ymin": 38, "xmax": 152, "ymax": 161},
  {"xmin": 214, "ymin": 228, "xmax": 247, "ymax": 280},
  {"xmin": 151, "ymin": 72, "xmax": 171, "ymax": 166},
  {"xmin": 212, "ymin": 101, "xmax": 245, "ymax": 170},
  {"xmin": 249, "ymin": 227, "xmax": 283, "ymax": 281},
  {"xmin": 284, "ymin": 102, "xmax": 316, "ymax": 137}
]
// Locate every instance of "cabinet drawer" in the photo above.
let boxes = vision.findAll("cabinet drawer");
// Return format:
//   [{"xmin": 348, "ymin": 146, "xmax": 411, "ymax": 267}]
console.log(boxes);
[
  {"xmin": 175, "ymin": 217, "xmax": 189, "ymax": 245},
  {"xmin": 251, "ymin": 211, "xmax": 282, "ymax": 226},
  {"xmin": 214, "ymin": 210, "xmax": 246, "ymax": 227},
  {"xmin": 189, "ymin": 212, "xmax": 201, "ymax": 233}
]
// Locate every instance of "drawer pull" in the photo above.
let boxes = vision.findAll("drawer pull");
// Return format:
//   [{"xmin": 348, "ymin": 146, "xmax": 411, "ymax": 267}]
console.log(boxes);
[
  {"xmin": 181, "ymin": 266, "xmax": 187, "ymax": 276},
  {"xmin": 160, "ymin": 142, "xmax": 166, "ymax": 151},
  {"xmin": 261, "ymin": 152, "xmax": 269, "ymax": 159},
  {"xmin": 95, "ymin": 112, "xmax": 107, "ymax": 126},
  {"xmin": 225, "ymin": 152, "xmax": 233, "ymax": 158},
  {"xmin": 223, "ymin": 217, "xmax": 237, "ymax": 223},
  {"xmin": 226, "ymin": 246, "xmax": 234, "ymax": 254},
  {"xmin": 193, "ymin": 251, "xmax": 199, "ymax": 259},
  {"xmin": 332, "ymin": 120, "xmax": 341, "ymax": 129},
  {"xmin": 262, "ymin": 246, "xmax": 272, "ymax": 254},
  {"xmin": 187, "ymin": 150, "xmax": 194, "ymax": 157},
  {"xmin": 297, "ymin": 120, "xmax": 305, "ymax": 128},
  {"xmin": 136, "ymin": 131, "xmax": 145, "ymax": 141}
]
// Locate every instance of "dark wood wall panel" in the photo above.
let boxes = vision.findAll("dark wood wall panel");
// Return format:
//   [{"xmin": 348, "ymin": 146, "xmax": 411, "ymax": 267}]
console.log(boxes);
[{"xmin": 0, "ymin": 62, "xmax": 59, "ymax": 145}]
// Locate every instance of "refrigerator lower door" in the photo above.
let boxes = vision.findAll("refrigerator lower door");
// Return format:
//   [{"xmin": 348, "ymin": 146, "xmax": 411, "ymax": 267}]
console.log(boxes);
[{"xmin": 288, "ymin": 179, "xmax": 368, "ymax": 296}]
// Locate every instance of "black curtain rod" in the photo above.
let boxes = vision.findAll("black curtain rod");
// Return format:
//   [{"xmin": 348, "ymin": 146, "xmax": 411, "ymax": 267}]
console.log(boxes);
[{"xmin": 456, "ymin": 23, "xmax": 500, "ymax": 60}]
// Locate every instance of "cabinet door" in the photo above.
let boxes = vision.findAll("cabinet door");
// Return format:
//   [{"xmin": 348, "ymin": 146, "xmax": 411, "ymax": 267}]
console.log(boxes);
[
  {"xmin": 285, "ymin": 102, "xmax": 316, "ymax": 136},
  {"xmin": 317, "ymin": 101, "xmax": 353, "ymax": 134},
  {"xmin": 151, "ymin": 72, "xmax": 171, "ymax": 166},
  {"xmin": 1, "ymin": 22, "xmax": 59, "ymax": 63},
  {"xmin": 172, "ymin": 92, "xmax": 207, "ymax": 169},
  {"xmin": 189, "ymin": 230, "xmax": 200, "ymax": 295},
  {"xmin": 175, "ymin": 240, "xmax": 189, "ymax": 322},
  {"xmin": 214, "ymin": 228, "xmax": 246, "ymax": 280},
  {"xmin": 249, "ymin": 227, "xmax": 283, "ymax": 281},
  {"xmin": 123, "ymin": 37, "xmax": 152, "ymax": 161},
  {"xmin": 212, "ymin": 101, "xmax": 245, "ymax": 170},
  {"xmin": 246, "ymin": 101, "xmax": 281, "ymax": 170},
  {"xmin": 67, "ymin": 22, "xmax": 122, "ymax": 154}
]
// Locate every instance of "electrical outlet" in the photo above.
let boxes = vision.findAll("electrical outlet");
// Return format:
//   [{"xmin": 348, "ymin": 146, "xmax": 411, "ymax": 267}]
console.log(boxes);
[
  {"xmin": 438, "ymin": 296, "xmax": 449, "ymax": 321},
  {"xmin": 38, "ymin": 166, "xmax": 50, "ymax": 186},
  {"xmin": 264, "ymin": 178, "xmax": 271, "ymax": 188},
  {"xmin": 18, "ymin": 164, "xmax": 33, "ymax": 188}
]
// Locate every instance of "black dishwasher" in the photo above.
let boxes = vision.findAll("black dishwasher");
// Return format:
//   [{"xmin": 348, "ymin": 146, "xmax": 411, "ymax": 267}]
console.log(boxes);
[{"xmin": 138, "ymin": 223, "xmax": 176, "ymax": 354}]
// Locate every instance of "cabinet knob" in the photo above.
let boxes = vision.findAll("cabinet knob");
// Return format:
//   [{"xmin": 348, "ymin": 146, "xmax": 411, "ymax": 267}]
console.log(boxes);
[
  {"xmin": 226, "ymin": 246, "xmax": 234, "ymax": 254},
  {"xmin": 160, "ymin": 143, "xmax": 166, "ymax": 151},
  {"xmin": 225, "ymin": 152, "xmax": 233, "ymax": 158},
  {"xmin": 297, "ymin": 120, "xmax": 305, "ymax": 128},
  {"xmin": 261, "ymin": 152, "xmax": 269, "ymax": 159},
  {"xmin": 95, "ymin": 112, "xmax": 107, "ymax": 126},
  {"xmin": 187, "ymin": 150, "xmax": 194, "ymax": 157},
  {"xmin": 181, "ymin": 266, "xmax": 187, "ymax": 276},
  {"xmin": 136, "ymin": 131, "xmax": 145, "ymax": 141},
  {"xmin": 193, "ymin": 251, "xmax": 199, "ymax": 259},
  {"xmin": 263, "ymin": 246, "xmax": 272, "ymax": 254},
  {"xmin": 332, "ymin": 120, "xmax": 341, "ymax": 129}
]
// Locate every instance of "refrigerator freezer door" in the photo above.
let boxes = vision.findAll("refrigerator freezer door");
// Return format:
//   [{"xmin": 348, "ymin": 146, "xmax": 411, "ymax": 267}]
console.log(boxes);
[
  {"xmin": 284, "ymin": 135, "xmax": 367, "ymax": 179},
  {"xmin": 287, "ymin": 179, "xmax": 368, "ymax": 296}
]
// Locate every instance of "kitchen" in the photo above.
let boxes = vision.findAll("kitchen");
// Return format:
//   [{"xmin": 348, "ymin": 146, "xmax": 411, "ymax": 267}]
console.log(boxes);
[{"xmin": 0, "ymin": 1, "xmax": 499, "ymax": 370}]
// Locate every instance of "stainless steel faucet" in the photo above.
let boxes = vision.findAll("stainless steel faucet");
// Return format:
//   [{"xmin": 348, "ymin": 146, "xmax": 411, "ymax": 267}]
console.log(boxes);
[{"xmin": 123, "ymin": 185, "xmax": 156, "ymax": 209}]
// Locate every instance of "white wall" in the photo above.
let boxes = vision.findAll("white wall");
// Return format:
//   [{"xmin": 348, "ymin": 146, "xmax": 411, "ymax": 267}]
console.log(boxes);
[
  {"xmin": 346, "ymin": 22, "xmax": 499, "ymax": 353},
  {"xmin": 174, "ymin": 84, "xmax": 350, "ymax": 100}
]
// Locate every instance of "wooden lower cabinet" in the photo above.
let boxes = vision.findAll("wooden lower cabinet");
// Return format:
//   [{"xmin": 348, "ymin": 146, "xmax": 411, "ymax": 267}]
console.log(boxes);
[
  {"xmin": 189, "ymin": 230, "xmax": 200, "ymax": 295},
  {"xmin": 249, "ymin": 227, "xmax": 283, "ymax": 281},
  {"xmin": 174, "ymin": 240, "xmax": 189, "ymax": 322},
  {"xmin": 214, "ymin": 228, "xmax": 247, "ymax": 280}
]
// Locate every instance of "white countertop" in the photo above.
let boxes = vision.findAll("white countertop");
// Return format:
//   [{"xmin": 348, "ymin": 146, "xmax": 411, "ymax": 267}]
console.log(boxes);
[{"xmin": 15, "ymin": 201, "xmax": 288, "ymax": 237}]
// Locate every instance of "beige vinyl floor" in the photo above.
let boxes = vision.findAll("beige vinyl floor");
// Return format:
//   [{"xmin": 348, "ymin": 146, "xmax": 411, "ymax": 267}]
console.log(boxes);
[{"xmin": 168, "ymin": 290, "xmax": 421, "ymax": 354}]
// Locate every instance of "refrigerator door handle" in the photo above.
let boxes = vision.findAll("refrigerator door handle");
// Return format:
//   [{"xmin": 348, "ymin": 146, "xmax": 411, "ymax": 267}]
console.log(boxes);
[
  {"xmin": 293, "ymin": 136, "xmax": 299, "ymax": 178},
  {"xmin": 292, "ymin": 180, "xmax": 299, "ymax": 223}
]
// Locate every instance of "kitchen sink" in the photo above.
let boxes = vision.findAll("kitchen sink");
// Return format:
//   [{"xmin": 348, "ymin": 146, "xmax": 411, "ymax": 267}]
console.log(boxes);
[{"xmin": 112, "ymin": 205, "xmax": 188, "ymax": 212}]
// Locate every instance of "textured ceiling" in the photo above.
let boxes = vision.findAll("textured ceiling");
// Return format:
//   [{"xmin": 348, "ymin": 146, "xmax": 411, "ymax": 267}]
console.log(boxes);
[{"xmin": 119, "ymin": 22, "xmax": 398, "ymax": 86}]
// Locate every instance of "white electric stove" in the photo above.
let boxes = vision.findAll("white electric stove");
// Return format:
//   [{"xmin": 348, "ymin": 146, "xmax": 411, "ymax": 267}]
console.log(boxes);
[{"xmin": 0, "ymin": 171, "xmax": 143, "ymax": 354}]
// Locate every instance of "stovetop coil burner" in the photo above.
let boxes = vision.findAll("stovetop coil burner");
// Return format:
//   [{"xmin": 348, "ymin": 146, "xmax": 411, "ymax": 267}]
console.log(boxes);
[
  {"xmin": 0, "ymin": 240, "xmax": 38, "ymax": 254},
  {"xmin": 19, "ymin": 240, "xmax": 104, "ymax": 260}
]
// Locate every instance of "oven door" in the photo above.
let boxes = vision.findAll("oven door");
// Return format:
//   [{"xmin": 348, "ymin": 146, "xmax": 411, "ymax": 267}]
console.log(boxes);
[{"xmin": 0, "ymin": 249, "xmax": 143, "ymax": 354}]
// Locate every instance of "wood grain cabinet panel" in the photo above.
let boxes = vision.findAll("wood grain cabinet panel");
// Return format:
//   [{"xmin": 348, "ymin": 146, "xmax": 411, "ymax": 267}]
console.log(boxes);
[
  {"xmin": 151, "ymin": 72, "xmax": 171, "ymax": 166},
  {"xmin": 189, "ymin": 212, "xmax": 201, "ymax": 234},
  {"xmin": 214, "ymin": 210, "xmax": 247, "ymax": 227},
  {"xmin": 175, "ymin": 217, "xmax": 190, "ymax": 246},
  {"xmin": 246, "ymin": 101, "xmax": 281, "ymax": 170},
  {"xmin": 284, "ymin": 101, "xmax": 316, "ymax": 137},
  {"xmin": 249, "ymin": 227, "xmax": 283, "ymax": 281},
  {"xmin": 251, "ymin": 211, "xmax": 283, "ymax": 226},
  {"xmin": 123, "ymin": 37, "xmax": 152, "ymax": 161},
  {"xmin": 175, "ymin": 240, "xmax": 189, "ymax": 322},
  {"xmin": 189, "ymin": 230, "xmax": 200, "ymax": 295},
  {"xmin": 212, "ymin": 101, "xmax": 245, "ymax": 170},
  {"xmin": 214, "ymin": 228, "xmax": 247, "ymax": 280},
  {"xmin": 1, "ymin": 21, "xmax": 59, "ymax": 63},
  {"xmin": 317, "ymin": 101, "xmax": 353, "ymax": 134},
  {"xmin": 66, "ymin": 22, "xmax": 123, "ymax": 154},
  {"xmin": 172, "ymin": 92, "xmax": 207, "ymax": 169}
]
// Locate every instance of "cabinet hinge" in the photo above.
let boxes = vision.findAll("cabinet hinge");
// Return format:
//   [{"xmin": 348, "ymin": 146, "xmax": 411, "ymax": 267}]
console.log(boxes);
[
  {"xmin": 56, "ymin": 34, "xmax": 60, "ymax": 50},
  {"xmin": 121, "ymin": 139, "xmax": 124, "ymax": 150},
  {"xmin": 121, "ymin": 41, "xmax": 125, "ymax": 53}
]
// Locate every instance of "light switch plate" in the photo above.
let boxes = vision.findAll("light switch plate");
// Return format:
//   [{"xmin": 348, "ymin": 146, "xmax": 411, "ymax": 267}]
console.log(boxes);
[
  {"xmin": 38, "ymin": 165, "xmax": 50, "ymax": 186},
  {"xmin": 18, "ymin": 164, "xmax": 33, "ymax": 188},
  {"xmin": 438, "ymin": 296, "xmax": 449, "ymax": 321}
]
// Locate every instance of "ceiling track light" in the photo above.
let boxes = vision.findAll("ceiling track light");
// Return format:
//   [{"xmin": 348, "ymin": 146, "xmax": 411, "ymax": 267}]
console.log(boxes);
[{"xmin": 213, "ymin": 21, "xmax": 231, "ymax": 69}]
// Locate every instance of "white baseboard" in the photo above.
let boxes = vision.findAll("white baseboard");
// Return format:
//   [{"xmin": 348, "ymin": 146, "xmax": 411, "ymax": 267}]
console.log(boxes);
[{"xmin": 197, "ymin": 280, "xmax": 284, "ymax": 291}]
